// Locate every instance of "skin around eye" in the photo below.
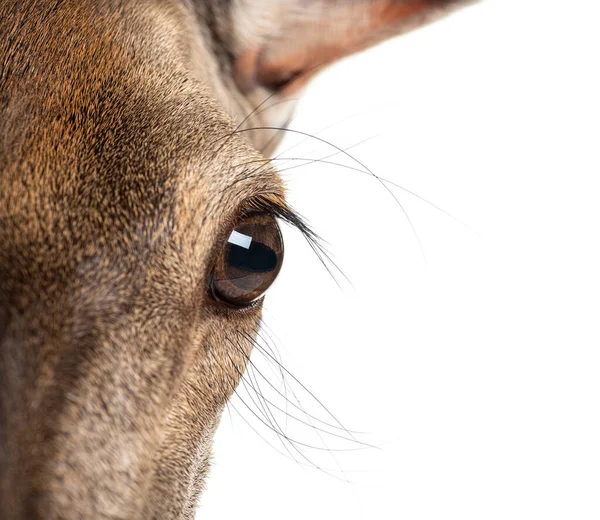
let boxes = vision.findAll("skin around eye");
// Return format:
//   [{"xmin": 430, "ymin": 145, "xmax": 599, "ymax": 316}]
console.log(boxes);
[{"xmin": 210, "ymin": 213, "xmax": 284, "ymax": 306}]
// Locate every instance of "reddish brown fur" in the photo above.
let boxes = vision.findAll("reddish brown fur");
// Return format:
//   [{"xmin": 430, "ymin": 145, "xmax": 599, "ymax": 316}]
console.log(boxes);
[{"xmin": 0, "ymin": 0, "xmax": 473, "ymax": 517}]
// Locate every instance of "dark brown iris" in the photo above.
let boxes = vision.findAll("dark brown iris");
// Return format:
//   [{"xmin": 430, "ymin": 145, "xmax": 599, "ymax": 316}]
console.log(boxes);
[{"xmin": 210, "ymin": 214, "xmax": 284, "ymax": 306}]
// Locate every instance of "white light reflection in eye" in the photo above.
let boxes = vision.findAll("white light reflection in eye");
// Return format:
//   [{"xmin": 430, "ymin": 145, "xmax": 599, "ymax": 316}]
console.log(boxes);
[{"xmin": 228, "ymin": 230, "xmax": 252, "ymax": 249}]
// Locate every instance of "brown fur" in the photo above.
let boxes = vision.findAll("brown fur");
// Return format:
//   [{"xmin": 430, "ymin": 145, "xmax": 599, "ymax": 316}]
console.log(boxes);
[{"xmin": 0, "ymin": 0, "xmax": 474, "ymax": 517}]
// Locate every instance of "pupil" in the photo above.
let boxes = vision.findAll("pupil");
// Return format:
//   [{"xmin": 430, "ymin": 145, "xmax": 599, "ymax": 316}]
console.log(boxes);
[{"xmin": 228, "ymin": 241, "xmax": 277, "ymax": 273}]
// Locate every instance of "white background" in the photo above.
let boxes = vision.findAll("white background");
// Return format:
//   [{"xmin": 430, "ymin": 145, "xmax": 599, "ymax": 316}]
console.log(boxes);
[{"xmin": 200, "ymin": 1, "xmax": 600, "ymax": 518}]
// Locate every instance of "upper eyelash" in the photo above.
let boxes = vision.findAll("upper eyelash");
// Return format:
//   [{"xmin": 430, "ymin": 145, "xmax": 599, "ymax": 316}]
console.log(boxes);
[
  {"xmin": 243, "ymin": 194, "xmax": 347, "ymax": 287},
  {"xmin": 242, "ymin": 194, "xmax": 318, "ymax": 244}
]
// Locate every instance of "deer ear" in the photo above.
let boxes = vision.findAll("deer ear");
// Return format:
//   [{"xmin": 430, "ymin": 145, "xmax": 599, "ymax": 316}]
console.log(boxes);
[{"xmin": 232, "ymin": 0, "xmax": 473, "ymax": 94}]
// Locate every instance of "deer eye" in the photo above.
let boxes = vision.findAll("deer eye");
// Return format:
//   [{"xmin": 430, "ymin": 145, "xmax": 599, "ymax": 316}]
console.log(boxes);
[{"xmin": 209, "ymin": 213, "xmax": 284, "ymax": 307}]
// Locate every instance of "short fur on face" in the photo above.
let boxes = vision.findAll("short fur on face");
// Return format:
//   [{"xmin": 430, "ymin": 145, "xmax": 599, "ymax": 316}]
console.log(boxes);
[{"xmin": 0, "ymin": 0, "xmax": 474, "ymax": 517}]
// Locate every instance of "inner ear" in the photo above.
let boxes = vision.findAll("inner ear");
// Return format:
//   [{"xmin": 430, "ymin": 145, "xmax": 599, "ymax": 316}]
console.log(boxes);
[{"xmin": 232, "ymin": 0, "xmax": 474, "ymax": 95}]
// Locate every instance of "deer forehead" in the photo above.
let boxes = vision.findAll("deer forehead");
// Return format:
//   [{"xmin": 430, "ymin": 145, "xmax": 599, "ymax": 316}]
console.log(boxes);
[{"xmin": 0, "ymin": 0, "xmax": 282, "ymax": 292}]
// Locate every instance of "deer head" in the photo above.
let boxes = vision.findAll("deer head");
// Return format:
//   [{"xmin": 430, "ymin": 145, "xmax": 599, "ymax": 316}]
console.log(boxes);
[{"xmin": 0, "ymin": 1, "xmax": 473, "ymax": 517}]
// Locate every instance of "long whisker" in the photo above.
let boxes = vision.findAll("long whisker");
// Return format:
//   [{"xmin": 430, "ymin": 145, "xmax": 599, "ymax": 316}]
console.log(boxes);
[
  {"xmin": 255, "ymin": 326, "xmax": 361, "ymax": 436},
  {"xmin": 254, "ymin": 324, "xmax": 291, "ymax": 430},
  {"xmin": 272, "ymin": 111, "xmax": 371, "ymax": 161},
  {"xmin": 275, "ymin": 157, "xmax": 474, "ymax": 231},
  {"xmin": 260, "ymin": 111, "xmax": 295, "ymax": 154},
  {"xmin": 208, "ymin": 342, "xmax": 348, "ymax": 479},
  {"xmin": 231, "ymin": 138, "xmax": 470, "ymax": 231},
  {"xmin": 224, "ymin": 338, "xmax": 306, "ymax": 467},
  {"xmin": 229, "ymin": 334, "xmax": 377, "ymax": 448},
  {"xmin": 252, "ymin": 97, "xmax": 299, "ymax": 119},
  {"xmin": 252, "ymin": 328, "xmax": 363, "ymax": 483},
  {"xmin": 223, "ymin": 340, "xmax": 368, "ymax": 453},
  {"xmin": 238, "ymin": 362, "xmax": 300, "ymax": 463},
  {"xmin": 238, "ymin": 329, "xmax": 363, "ymax": 443},
  {"xmin": 214, "ymin": 62, "xmax": 327, "ymax": 157},
  {"xmin": 272, "ymin": 135, "xmax": 375, "ymax": 174},
  {"xmin": 233, "ymin": 126, "xmax": 427, "ymax": 264},
  {"xmin": 225, "ymin": 400, "xmax": 365, "ymax": 475},
  {"xmin": 229, "ymin": 392, "xmax": 341, "ymax": 478}
]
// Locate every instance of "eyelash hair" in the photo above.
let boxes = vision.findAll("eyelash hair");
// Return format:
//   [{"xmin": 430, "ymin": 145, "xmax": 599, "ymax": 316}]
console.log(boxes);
[{"xmin": 244, "ymin": 194, "xmax": 347, "ymax": 287}]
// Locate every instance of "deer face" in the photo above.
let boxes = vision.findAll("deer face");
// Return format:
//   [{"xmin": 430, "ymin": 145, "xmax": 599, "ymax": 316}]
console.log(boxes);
[{"xmin": 0, "ymin": 0, "xmax": 472, "ymax": 518}]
